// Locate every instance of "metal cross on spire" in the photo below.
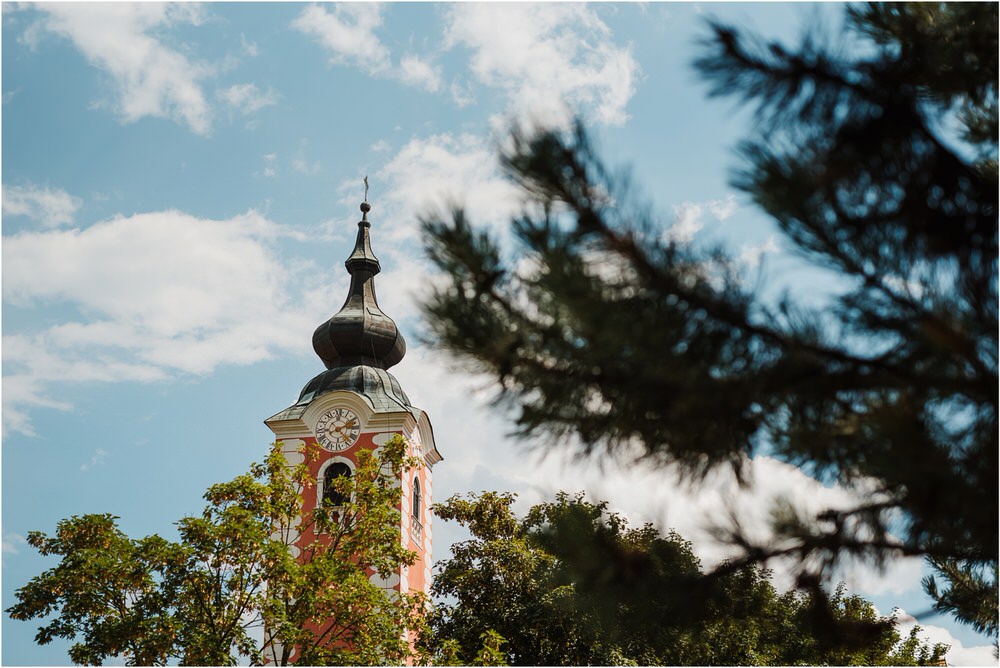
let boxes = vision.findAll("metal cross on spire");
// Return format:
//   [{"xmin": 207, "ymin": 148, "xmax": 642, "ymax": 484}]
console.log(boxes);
[{"xmin": 360, "ymin": 176, "xmax": 372, "ymax": 221}]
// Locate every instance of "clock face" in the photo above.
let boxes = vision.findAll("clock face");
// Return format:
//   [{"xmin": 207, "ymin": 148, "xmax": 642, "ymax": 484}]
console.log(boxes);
[{"xmin": 316, "ymin": 408, "xmax": 362, "ymax": 451}]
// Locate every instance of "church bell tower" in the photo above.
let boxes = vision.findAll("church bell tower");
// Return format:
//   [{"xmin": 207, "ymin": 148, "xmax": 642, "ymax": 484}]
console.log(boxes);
[{"xmin": 263, "ymin": 197, "xmax": 442, "ymax": 657}]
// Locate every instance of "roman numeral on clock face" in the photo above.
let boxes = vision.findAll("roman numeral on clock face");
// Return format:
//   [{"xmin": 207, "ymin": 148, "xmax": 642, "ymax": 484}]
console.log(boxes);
[{"xmin": 316, "ymin": 408, "xmax": 361, "ymax": 451}]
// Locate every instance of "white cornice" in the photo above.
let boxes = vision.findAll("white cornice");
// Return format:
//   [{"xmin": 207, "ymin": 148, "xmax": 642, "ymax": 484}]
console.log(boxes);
[{"xmin": 266, "ymin": 390, "xmax": 443, "ymax": 467}]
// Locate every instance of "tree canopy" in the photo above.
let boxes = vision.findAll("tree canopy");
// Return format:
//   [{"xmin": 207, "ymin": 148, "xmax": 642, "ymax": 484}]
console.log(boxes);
[
  {"xmin": 426, "ymin": 491, "xmax": 948, "ymax": 666},
  {"xmin": 6, "ymin": 437, "xmax": 427, "ymax": 666},
  {"xmin": 6, "ymin": 451, "xmax": 950, "ymax": 666},
  {"xmin": 419, "ymin": 1, "xmax": 997, "ymax": 640}
]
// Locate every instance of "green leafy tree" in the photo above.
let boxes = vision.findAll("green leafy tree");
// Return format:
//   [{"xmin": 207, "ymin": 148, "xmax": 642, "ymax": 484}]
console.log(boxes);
[
  {"xmin": 427, "ymin": 492, "xmax": 947, "ymax": 666},
  {"xmin": 7, "ymin": 437, "xmax": 426, "ymax": 666},
  {"xmin": 3, "ymin": 515, "xmax": 183, "ymax": 665},
  {"xmin": 419, "ymin": 1, "xmax": 997, "ymax": 640},
  {"xmin": 430, "ymin": 631, "xmax": 509, "ymax": 667},
  {"xmin": 261, "ymin": 437, "xmax": 427, "ymax": 666}
]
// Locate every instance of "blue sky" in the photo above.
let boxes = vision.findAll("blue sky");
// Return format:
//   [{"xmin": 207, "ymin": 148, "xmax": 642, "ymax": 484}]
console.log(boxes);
[{"xmin": 2, "ymin": 3, "xmax": 994, "ymax": 665}]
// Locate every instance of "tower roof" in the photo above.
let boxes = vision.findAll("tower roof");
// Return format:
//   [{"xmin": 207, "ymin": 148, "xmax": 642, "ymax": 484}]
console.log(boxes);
[
  {"xmin": 311, "ymin": 200, "xmax": 406, "ymax": 371},
  {"xmin": 266, "ymin": 192, "xmax": 441, "ymax": 468},
  {"xmin": 297, "ymin": 197, "xmax": 411, "ymax": 411}
]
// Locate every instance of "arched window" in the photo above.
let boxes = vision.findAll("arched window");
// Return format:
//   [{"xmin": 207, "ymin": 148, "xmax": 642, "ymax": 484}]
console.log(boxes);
[
  {"xmin": 323, "ymin": 462, "xmax": 352, "ymax": 507},
  {"xmin": 412, "ymin": 477, "xmax": 421, "ymax": 520}
]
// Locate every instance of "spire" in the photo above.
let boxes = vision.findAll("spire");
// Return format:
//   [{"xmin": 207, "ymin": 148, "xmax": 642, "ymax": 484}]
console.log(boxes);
[{"xmin": 311, "ymin": 196, "xmax": 406, "ymax": 370}]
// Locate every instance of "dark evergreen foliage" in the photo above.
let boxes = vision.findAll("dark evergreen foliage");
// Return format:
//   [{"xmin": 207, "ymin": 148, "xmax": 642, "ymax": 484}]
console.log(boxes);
[
  {"xmin": 420, "ymin": 2, "xmax": 997, "ymax": 640},
  {"xmin": 426, "ymin": 492, "xmax": 949, "ymax": 665}
]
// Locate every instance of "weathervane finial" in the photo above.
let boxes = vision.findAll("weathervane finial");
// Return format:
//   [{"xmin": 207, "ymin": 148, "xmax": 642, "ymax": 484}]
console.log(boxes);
[{"xmin": 360, "ymin": 176, "xmax": 371, "ymax": 221}]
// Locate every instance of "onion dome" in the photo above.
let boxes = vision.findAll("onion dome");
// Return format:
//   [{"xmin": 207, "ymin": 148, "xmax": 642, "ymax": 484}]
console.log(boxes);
[
  {"xmin": 311, "ymin": 201, "xmax": 406, "ymax": 370},
  {"xmin": 296, "ymin": 198, "xmax": 411, "ymax": 412}
]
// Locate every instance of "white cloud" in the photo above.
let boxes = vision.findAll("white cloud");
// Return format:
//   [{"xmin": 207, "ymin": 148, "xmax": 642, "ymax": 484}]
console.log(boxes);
[
  {"xmin": 2, "ymin": 533, "xmax": 28, "ymax": 555},
  {"xmin": 81, "ymin": 448, "xmax": 109, "ymax": 472},
  {"xmin": 828, "ymin": 553, "xmax": 926, "ymax": 599},
  {"xmin": 23, "ymin": 3, "xmax": 213, "ymax": 134},
  {"xmin": 666, "ymin": 196, "xmax": 739, "ymax": 245},
  {"xmin": 449, "ymin": 79, "xmax": 476, "ymax": 108},
  {"xmin": 240, "ymin": 33, "xmax": 258, "ymax": 57},
  {"xmin": 707, "ymin": 194, "xmax": 737, "ymax": 221},
  {"xmin": 398, "ymin": 55, "xmax": 443, "ymax": 92},
  {"xmin": 2, "ymin": 183, "xmax": 82, "ymax": 227},
  {"xmin": 667, "ymin": 201, "xmax": 706, "ymax": 244},
  {"xmin": 445, "ymin": 4, "xmax": 639, "ymax": 128},
  {"xmin": 371, "ymin": 132, "xmax": 524, "ymax": 245},
  {"xmin": 1, "ymin": 375, "xmax": 74, "ymax": 438},
  {"xmin": 739, "ymin": 236, "xmax": 780, "ymax": 269},
  {"xmin": 258, "ymin": 153, "xmax": 278, "ymax": 178},
  {"xmin": 4, "ymin": 211, "xmax": 284, "ymax": 334},
  {"xmin": 2, "ymin": 209, "xmax": 329, "ymax": 435},
  {"xmin": 292, "ymin": 4, "xmax": 391, "ymax": 76},
  {"xmin": 370, "ymin": 139, "xmax": 392, "ymax": 153},
  {"xmin": 291, "ymin": 4, "xmax": 446, "ymax": 93},
  {"xmin": 292, "ymin": 157, "xmax": 321, "ymax": 175},
  {"xmin": 894, "ymin": 609, "xmax": 998, "ymax": 666},
  {"xmin": 218, "ymin": 83, "xmax": 278, "ymax": 115}
]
